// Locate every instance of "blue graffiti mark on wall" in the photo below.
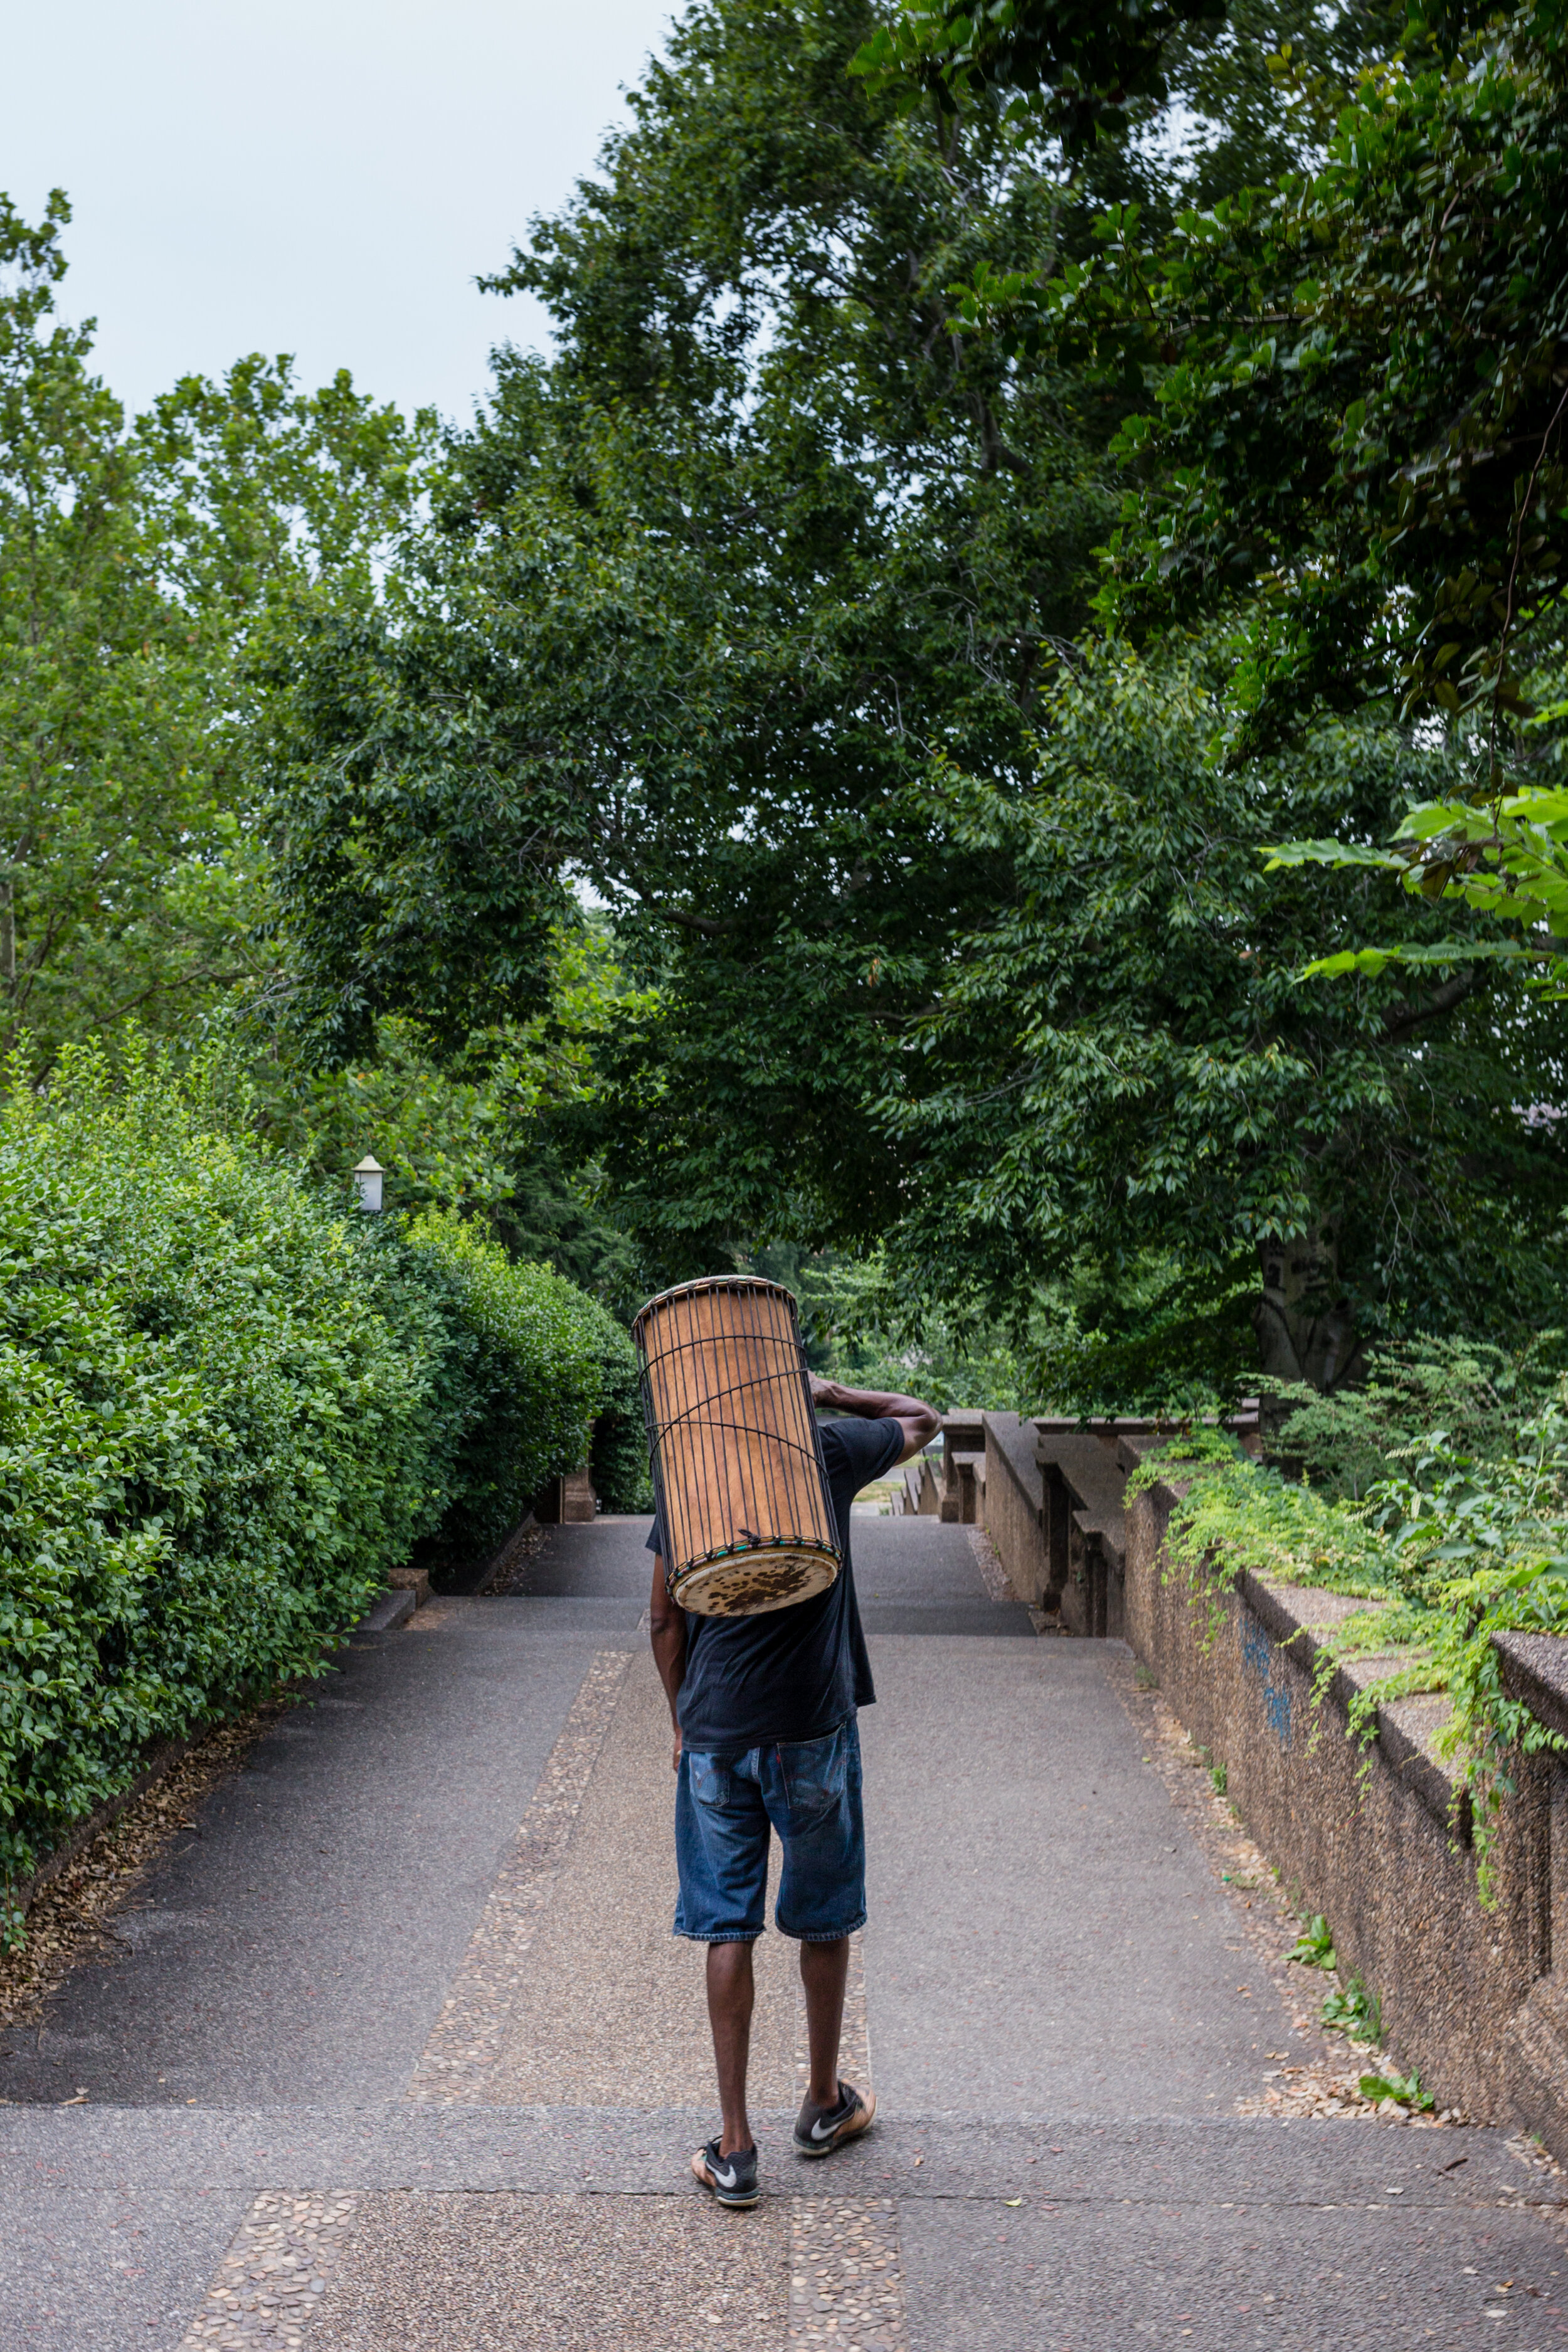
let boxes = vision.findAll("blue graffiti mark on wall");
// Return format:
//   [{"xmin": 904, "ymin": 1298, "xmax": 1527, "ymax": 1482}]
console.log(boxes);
[
  {"xmin": 1239, "ymin": 1615, "xmax": 1291, "ymax": 1748},
  {"xmin": 1240, "ymin": 1620, "xmax": 1271, "ymax": 1679}
]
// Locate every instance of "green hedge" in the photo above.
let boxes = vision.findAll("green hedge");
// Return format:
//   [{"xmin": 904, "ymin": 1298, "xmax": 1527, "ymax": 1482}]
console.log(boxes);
[
  {"xmin": 402, "ymin": 1208, "xmax": 605, "ymax": 1553},
  {"xmin": 585, "ymin": 1299, "xmax": 651, "ymax": 1517},
  {"xmin": 398, "ymin": 1210, "xmax": 650, "ymax": 1539},
  {"xmin": 0, "ymin": 1045, "xmax": 645, "ymax": 1898}
]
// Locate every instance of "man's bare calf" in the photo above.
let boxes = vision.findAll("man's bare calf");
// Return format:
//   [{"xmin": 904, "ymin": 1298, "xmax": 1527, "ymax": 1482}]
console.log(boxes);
[{"xmin": 707, "ymin": 1932, "xmax": 850, "ymax": 2158}]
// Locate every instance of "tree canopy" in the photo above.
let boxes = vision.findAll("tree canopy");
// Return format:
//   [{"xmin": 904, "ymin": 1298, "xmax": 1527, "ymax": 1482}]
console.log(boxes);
[
  {"xmin": 11, "ymin": 0, "xmax": 1561, "ymax": 1401},
  {"xmin": 262, "ymin": 0, "xmax": 1114, "ymax": 1266},
  {"xmin": 0, "ymin": 191, "xmax": 433, "ymax": 1063},
  {"xmin": 842, "ymin": 0, "xmax": 1568, "ymax": 1378},
  {"xmin": 250, "ymin": 0, "xmax": 1568, "ymax": 1389}
]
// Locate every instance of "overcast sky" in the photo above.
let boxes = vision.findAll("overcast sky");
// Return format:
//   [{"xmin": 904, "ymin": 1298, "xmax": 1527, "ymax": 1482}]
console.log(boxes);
[{"xmin": 3, "ymin": 0, "xmax": 676, "ymax": 425}]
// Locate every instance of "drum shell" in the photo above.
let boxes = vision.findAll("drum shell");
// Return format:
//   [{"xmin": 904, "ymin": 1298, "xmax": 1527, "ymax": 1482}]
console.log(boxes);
[{"xmin": 633, "ymin": 1278, "xmax": 840, "ymax": 1618}]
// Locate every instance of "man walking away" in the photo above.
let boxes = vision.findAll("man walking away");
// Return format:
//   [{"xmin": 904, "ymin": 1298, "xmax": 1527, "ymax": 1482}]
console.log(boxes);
[{"xmin": 649, "ymin": 1374, "xmax": 941, "ymax": 2208}]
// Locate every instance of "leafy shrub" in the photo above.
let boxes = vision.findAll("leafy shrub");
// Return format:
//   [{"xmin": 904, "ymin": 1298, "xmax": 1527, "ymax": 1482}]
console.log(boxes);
[
  {"xmin": 1261, "ymin": 1337, "xmax": 1567, "ymax": 1502},
  {"xmin": 583, "ymin": 1300, "xmax": 651, "ymax": 1515},
  {"xmin": 1127, "ymin": 1429, "xmax": 1396, "ymax": 1604},
  {"xmin": 401, "ymin": 1209, "xmax": 605, "ymax": 1554},
  {"xmin": 0, "ymin": 1044, "xmax": 458, "ymax": 1885},
  {"xmin": 399, "ymin": 1210, "xmax": 651, "ymax": 1534},
  {"xmin": 0, "ymin": 1041, "xmax": 645, "ymax": 1892}
]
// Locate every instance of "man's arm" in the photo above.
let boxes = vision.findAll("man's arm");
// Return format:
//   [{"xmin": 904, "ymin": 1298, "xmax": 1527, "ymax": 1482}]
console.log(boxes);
[
  {"xmin": 649, "ymin": 1555, "xmax": 687, "ymax": 1772},
  {"xmin": 808, "ymin": 1374, "xmax": 941, "ymax": 1465}
]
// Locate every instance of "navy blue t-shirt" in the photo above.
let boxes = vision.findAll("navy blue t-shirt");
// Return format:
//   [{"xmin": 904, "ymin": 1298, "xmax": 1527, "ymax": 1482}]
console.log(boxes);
[{"xmin": 647, "ymin": 1414, "xmax": 904, "ymax": 1754}]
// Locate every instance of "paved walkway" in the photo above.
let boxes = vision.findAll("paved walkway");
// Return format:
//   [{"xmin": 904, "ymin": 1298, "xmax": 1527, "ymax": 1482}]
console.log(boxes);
[{"xmin": 3, "ymin": 1515, "xmax": 1567, "ymax": 2348}]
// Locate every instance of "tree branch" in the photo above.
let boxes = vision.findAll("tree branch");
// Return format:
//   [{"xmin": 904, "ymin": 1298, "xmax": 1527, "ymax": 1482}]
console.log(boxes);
[
  {"xmin": 1382, "ymin": 967, "xmax": 1482, "ymax": 1043},
  {"xmin": 632, "ymin": 888, "xmax": 732, "ymax": 938}
]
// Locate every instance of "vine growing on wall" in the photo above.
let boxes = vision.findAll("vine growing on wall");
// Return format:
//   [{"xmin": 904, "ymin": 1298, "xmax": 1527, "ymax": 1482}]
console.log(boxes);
[{"xmin": 1129, "ymin": 1402, "xmax": 1568, "ymax": 1892}]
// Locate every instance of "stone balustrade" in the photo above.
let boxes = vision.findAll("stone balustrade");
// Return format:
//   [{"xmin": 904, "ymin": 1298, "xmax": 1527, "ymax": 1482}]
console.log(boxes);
[{"xmin": 977, "ymin": 1412, "xmax": 1142, "ymax": 1632}]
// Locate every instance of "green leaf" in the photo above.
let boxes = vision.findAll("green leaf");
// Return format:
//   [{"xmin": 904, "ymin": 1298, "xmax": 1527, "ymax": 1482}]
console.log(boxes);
[{"xmin": 1260, "ymin": 840, "xmax": 1407, "ymax": 872}]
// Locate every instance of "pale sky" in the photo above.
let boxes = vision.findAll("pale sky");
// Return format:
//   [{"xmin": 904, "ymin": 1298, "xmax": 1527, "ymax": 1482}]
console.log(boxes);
[{"xmin": 2, "ymin": 0, "xmax": 677, "ymax": 425}]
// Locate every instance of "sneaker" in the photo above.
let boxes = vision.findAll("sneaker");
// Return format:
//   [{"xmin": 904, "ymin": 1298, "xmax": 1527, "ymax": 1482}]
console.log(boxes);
[
  {"xmin": 691, "ymin": 2136, "xmax": 760, "ymax": 2208},
  {"xmin": 793, "ymin": 2079, "xmax": 877, "ymax": 2158}
]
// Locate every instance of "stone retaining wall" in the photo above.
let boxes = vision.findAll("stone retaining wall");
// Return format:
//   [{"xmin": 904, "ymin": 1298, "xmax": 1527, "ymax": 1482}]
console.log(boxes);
[
  {"xmin": 1126, "ymin": 1459, "xmax": 1568, "ymax": 2153},
  {"xmin": 980, "ymin": 1414, "xmax": 1046, "ymax": 1603},
  {"xmin": 969, "ymin": 1414, "xmax": 1568, "ymax": 2148},
  {"xmin": 980, "ymin": 1417, "xmax": 1135, "ymax": 1633}
]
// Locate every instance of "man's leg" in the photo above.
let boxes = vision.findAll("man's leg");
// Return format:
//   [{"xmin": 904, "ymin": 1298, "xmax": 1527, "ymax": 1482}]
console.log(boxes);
[
  {"xmin": 769, "ymin": 1720, "xmax": 876, "ymax": 2157},
  {"xmin": 799, "ymin": 1934, "xmax": 849, "ymax": 2111},
  {"xmin": 677, "ymin": 1749, "xmax": 768, "ymax": 2200},
  {"xmin": 706, "ymin": 1939, "xmax": 757, "ymax": 2157}
]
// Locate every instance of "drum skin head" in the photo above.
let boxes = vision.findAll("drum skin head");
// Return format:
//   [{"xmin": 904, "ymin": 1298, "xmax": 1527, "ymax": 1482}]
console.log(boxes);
[{"xmin": 672, "ymin": 1544, "xmax": 840, "ymax": 1618}]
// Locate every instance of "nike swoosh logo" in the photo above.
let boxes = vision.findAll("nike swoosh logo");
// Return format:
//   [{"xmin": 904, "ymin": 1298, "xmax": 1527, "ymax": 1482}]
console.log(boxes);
[
  {"xmin": 713, "ymin": 2162, "xmax": 739, "ymax": 2187},
  {"xmin": 810, "ymin": 2115, "xmax": 842, "ymax": 2142}
]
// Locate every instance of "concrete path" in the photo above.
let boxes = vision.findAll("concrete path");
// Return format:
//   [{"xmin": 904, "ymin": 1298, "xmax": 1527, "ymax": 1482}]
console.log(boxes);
[{"xmin": 3, "ymin": 1513, "xmax": 1566, "ymax": 2348}]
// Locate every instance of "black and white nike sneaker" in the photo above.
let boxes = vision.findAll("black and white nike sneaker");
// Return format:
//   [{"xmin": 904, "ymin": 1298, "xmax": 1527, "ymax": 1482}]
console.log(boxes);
[
  {"xmin": 793, "ymin": 2079, "xmax": 877, "ymax": 2158},
  {"xmin": 691, "ymin": 2137, "xmax": 760, "ymax": 2208}
]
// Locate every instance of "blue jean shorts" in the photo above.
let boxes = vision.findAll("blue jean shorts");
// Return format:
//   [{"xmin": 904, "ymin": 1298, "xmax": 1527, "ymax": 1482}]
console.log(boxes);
[{"xmin": 674, "ymin": 1714, "xmax": 866, "ymax": 1944}]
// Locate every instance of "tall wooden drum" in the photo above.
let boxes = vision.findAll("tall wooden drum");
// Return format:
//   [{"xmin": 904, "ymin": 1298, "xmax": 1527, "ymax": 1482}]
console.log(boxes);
[{"xmin": 633, "ymin": 1276, "xmax": 840, "ymax": 1617}]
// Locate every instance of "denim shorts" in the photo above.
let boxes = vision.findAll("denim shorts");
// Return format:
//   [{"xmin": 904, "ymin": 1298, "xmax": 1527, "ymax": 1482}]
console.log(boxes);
[{"xmin": 674, "ymin": 1714, "xmax": 866, "ymax": 1944}]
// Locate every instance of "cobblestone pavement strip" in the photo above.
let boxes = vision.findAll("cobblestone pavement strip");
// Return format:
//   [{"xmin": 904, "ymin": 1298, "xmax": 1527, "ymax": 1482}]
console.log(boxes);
[
  {"xmin": 484, "ymin": 1651, "xmax": 795, "ymax": 2108},
  {"xmin": 174, "ymin": 2193, "xmax": 360, "ymax": 2351},
  {"xmin": 462, "ymin": 1650, "xmax": 794, "ymax": 2109},
  {"xmin": 307, "ymin": 2191, "xmax": 790, "ymax": 2351},
  {"xmin": 788, "ymin": 1914, "xmax": 909, "ymax": 2348},
  {"xmin": 789, "ymin": 2197, "xmax": 907, "ymax": 2352},
  {"xmin": 407, "ymin": 1649, "xmax": 632, "ymax": 2102}
]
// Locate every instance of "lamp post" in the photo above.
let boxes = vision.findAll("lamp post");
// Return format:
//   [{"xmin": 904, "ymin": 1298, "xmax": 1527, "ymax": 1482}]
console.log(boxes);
[{"xmin": 352, "ymin": 1155, "xmax": 385, "ymax": 1214}]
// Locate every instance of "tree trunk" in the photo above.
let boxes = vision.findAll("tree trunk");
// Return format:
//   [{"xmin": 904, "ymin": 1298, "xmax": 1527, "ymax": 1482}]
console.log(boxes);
[{"xmin": 1253, "ymin": 1222, "xmax": 1364, "ymax": 1392}]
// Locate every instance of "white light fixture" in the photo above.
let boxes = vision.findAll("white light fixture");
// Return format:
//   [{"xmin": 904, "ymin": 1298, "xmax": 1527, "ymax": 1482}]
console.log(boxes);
[{"xmin": 352, "ymin": 1155, "xmax": 384, "ymax": 1214}]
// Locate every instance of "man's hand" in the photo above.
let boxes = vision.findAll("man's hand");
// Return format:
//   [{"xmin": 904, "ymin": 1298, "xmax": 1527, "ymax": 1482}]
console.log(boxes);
[
  {"xmin": 672, "ymin": 1724, "xmax": 683, "ymax": 1774},
  {"xmin": 809, "ymin": 1374, "xmax": 941, "ymax": 1464}
]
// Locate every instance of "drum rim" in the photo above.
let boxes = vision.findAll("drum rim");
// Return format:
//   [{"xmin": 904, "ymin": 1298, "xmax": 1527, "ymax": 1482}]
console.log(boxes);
[
  {"xmin": 669, "ymin": 1533, "xmax": 840, "ymax": 1581},
  {"xmin": 632, "ymin": 1272, "xmax": 798, "ymax": 1340}
]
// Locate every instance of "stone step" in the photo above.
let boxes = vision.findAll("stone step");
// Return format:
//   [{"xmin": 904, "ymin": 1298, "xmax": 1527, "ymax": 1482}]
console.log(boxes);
[
  {"xmin": 2, "ymin": 2102, "xmax": 1548, "ymax": 2213},
  {"xmin": 351, "ymin": 1587, "xmax": 415, "ymax": 1636}
]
